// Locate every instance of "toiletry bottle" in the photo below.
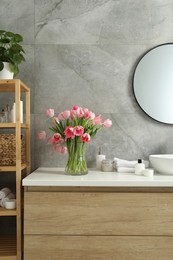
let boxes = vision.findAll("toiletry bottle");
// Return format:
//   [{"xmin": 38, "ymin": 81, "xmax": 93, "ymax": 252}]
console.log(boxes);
[
  {"xmin": 4, "ymin": 104, "xmax": 10, "ymax": 122},
  {"xmin": 20, "ymin": 100, "xmax": 23, "ymax": 123},
  {"xmin": 11, "ymin": 103, "xmax": 16, "ymax": 123},
  {"xmin": 10, "ymin": 101, "xmax": 23, "ymax": 123},
  {"xmin": 96, "ymin": 146, "xmax": 106, "ymax": 170},
  {"xmin": 135, "ymin": 159, "xmax": 145, "ymax": 175}
]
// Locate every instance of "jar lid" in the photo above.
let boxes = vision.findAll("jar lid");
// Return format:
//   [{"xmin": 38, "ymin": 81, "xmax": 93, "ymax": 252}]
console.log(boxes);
[{"xmin": 102, "ymin": 159, "xmax": 113, "ymax": 164}]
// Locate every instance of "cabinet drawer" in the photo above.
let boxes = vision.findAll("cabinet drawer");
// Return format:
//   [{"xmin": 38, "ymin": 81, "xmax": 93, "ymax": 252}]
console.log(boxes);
[
  {"xmin": 24, "ymin": 235, "xmax": 173, "ymax": 260},
  {"xmin": 24, "ymin": 192, "xmax": 173, "ymax": 235}
]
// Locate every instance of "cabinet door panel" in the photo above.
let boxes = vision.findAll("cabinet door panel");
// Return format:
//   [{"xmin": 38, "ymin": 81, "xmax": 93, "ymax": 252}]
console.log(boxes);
[
  {"xmin": 24, "ymin": 235, "xmax": 173, "ymax": 260},
  {"xmin": 24, "ymin": 192, "xmax": 173, "ymax": 235}
]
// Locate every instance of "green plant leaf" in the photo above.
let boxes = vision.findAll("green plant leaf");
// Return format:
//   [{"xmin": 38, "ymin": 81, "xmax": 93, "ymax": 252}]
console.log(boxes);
[
  {"xmin": 0, "ymin": 61, "xmax": 4, "ymax": 71},
  {"xmin": 10, "ymin": 63, "xmax": 19, "ymax": 77},
  {"xmin": 21, "ymin": 55, "xmax": 25, "ymax": 61},
  {"xmin": 14, "ymin": 67, "xmax": 19, "ymax": 77},
  {"xmin": 0, "ymin": 38, "xmax": 10, "ymax": 43},
  {"xmin": 9, "ymin": 63, "xmax": 15, "ymax": 72},
  {"xmin": 4, "ymin": 50, "xmax": 13, "ymax": 62},
  {"xmin": 6, "ymin": 31, "xmax": 15, "ymax": 37},
  {"xmin": 12, "ymin": 53, "xmax": 23, "ymax": 64},
  {"xmin": 0, "ymin": 47, "xmax": 8, "ymax": 61},
  {"xmin": 0, "ymin": 47, "xmax": 6, "ymax": 53},
  {"xmin": 21, "ymin": 46, "xmax": 25, "ymax": 53},
  {"xmin": 11, "ymin": 44, "xmax": 23, "ymax": 52},
  {"xmin": 0, "ymin": 30, "xmax": 5, "ymax": 35},
  {"xmin": 14, "ymin": 34, "xmax": 23, "ymax": 42}
]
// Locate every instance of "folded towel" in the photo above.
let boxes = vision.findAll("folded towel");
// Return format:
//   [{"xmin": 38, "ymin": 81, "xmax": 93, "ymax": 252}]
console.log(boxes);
[
  {"xmin": 114, "ymin": 158, "xmax": 137, "ymax": 168},
  {"xmin": 116, "ymin": 167, "xmax": 135, "ymax": 173},
  {"xmin": 0, "ymin": 193, "xmax": 15, "ymax": 207},
  {"xmin": 114, "ymin": 158, "xmax": 149, "ymax": 168},
  {"xmin": 0, "ymin": 187, "xmax": 11, "ymax": 199}
]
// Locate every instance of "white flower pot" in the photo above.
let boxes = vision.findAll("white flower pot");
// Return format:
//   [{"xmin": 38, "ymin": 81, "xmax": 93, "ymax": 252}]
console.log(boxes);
[{"xmin": 0, "ymin": 62, "xmax": 14, "ymax": 79}]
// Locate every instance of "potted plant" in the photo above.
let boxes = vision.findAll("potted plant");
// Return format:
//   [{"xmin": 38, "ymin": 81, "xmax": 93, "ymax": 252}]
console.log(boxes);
[{"xmin": 0, "ymin": 30, "xmax": 25, "ymax": 79}]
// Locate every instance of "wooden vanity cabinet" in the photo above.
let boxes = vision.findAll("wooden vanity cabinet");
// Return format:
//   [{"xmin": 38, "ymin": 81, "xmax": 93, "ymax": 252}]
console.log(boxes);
[{"xmin": 24, "ymin": 187, "xmax": 173, "ymax": 260}]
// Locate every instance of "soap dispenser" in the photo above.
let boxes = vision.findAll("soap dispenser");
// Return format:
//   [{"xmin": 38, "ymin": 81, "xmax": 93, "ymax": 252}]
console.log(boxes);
[
  {"xmin": 135, "ymin": 159, "xmax": 145, "ymax": 175},
  {"xmin": 96, "ymin": 146, "xmax": 105, "ymax": 170}
]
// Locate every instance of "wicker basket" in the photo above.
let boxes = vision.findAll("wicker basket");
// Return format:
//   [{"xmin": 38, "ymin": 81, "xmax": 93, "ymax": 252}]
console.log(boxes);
[{"xmin": 0, "ymin": 134, "xmax": 25, "ymax": 166}]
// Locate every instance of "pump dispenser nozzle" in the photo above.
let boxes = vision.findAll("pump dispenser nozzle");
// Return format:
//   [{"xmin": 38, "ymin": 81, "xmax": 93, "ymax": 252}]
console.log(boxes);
[{"xmin": 98, "ymin": 146, "xmax": 102, "ymax": 155}]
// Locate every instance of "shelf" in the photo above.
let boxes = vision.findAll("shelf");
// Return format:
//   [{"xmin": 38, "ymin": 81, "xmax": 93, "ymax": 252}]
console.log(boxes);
[
  {"xmin": 0, "ymin": 79, "xmax": 30, "ymax": 260},
  {"xmin": 0, "ymin": 235, "xmax": 16, "ymax": 259},
  {"xmin": 0, "ymin": 207, "xmax": 17, "ymax": 216},
  {"xmin": 0, "ymin": 164, "xmax": 27, "ymax": 172},
  {"xmin": 0, "ymin": 79, "xmax": 30, "ymax": 92},
  {"xmin": 0, "ymin": 123, "xmax": 29, "ymax": 129}
]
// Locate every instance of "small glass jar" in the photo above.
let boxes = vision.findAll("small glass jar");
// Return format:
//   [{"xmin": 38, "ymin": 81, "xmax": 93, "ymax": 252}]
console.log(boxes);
[{"xmin": 101, "ymin": 159, "xmax": 113, "ymax": 172}]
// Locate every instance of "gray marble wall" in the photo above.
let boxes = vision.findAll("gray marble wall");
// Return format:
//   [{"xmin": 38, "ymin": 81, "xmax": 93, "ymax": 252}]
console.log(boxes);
[{"xmin": 1, "ymin": 0, "xmax": 173, "ymax": 171}]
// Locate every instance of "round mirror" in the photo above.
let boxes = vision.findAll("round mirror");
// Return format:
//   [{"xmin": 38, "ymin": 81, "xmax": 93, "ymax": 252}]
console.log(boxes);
[{"xmin": 133, "ymin": 43, "xmax": 173, "ymax": 124}]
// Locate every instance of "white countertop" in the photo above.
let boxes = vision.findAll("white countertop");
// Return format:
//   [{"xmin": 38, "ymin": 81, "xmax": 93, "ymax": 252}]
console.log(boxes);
[{"xmin": 22, "ymin": 167, "xmax": 173, "ymax": 187}]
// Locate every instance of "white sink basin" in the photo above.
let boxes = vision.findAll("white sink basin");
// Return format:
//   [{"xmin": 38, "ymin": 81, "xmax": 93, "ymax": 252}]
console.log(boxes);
[{"xmin": 149, "ymin": 154, "xmax": 173, "ymax": 175}]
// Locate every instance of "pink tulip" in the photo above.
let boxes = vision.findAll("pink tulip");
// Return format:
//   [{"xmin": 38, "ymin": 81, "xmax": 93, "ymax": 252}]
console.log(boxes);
[
  {"xmin": 70, "ymin": 105, "xmax": 83, "ymax": 118},
  {"xmin": 83, "ymin": 108, "xmax": 89, "ymax": 118},
  {"xmin": 103, "ymin": 119, "xmax": 112, "ymax": 128},
  {"xmin": 78, "ymin": 107, "xmax": 85, "ymax": 118},
  {"xmin": 46, "ymin": 108, "xmax": 54, "ymax": 118},
  {"xmin": 83, "ymin": 108, "xmax": 95, "ymax": 120},
  {"xmin": 93, "ymin": 115, "xmax": 102, "ymax": 125},
  {"xmin": 38, "ymin": 130, "xmax": 46, "ymax": 140},
  {"xmin": 74, "ymin": 126, "xmax": 84, "ymax": 136},
  {"xmin": 58, "ymin": 110, "xmax": 70, "ymax": 121},
  {"xmin": 54, "ymin": 144, "xmax": 62, "ymax": 153},
  {"xmin": 89, "ymin": 112, "xmax": 95, "ymax": 120},
  {"xmin": 64, "ymin": 126, "xmax": 75, "ymax": 139},
  {"xmin": 53, "ymin": 133, "xmax": 61, "ymax": 143},
  {"xmin": 70, "ymin": 106, "xmax": 79, "ymax": 116},
  {"xmin": 54, "ymin": 144, "xmax": 67, "ymax": 154},
  {"xmin": 71, "ymin": 105, "xmax": 79, "ymax": 110},
  {"xmin": 81, "ymin": 133, "xmax": 91, "ymax": 143},
  {"xmin": 59, "ymin": 138, "xmax": 65, "ymax": 144},
  {"xmin": 61, "ymin": 146, "xmax": 68, "ymax": 154},
  {"xmin": 47, "ymin": 136, "xmax": 54, "ymax": 144}
]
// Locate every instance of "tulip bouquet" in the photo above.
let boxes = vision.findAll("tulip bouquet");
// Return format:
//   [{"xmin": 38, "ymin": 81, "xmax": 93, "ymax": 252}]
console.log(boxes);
[{"xmin": 38, "ymin": 105, "xmax": 112, "ymax": 175}]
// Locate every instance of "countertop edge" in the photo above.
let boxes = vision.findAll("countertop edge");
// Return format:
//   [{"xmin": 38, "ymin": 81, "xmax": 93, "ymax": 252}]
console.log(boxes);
[{"xmin": 22, "ymin": 167, "xmax": 173, "ymax": 187}]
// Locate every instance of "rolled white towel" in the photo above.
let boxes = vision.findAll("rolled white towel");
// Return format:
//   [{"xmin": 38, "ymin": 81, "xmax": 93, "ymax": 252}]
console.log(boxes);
[
  {"xmin": 0, "ymin": 187, "xmax": 11, "ymax": 199},
  {"xmin": 114, "ymin": 158, "xmax": 137, "ymax": 168},
  {"xmin": 116, "ymin": 167, "xmax": 135, "ymax": 173},
  {"xmin": 0, "ymin": 193, "xmax": 15, "ymax": 207},
  {"xmin": 114, "ymin": 158, "xmax": 149, "ymax": 168}
]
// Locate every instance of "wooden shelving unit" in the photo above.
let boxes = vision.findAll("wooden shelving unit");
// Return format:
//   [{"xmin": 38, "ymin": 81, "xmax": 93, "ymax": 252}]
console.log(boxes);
[
  {"xmin": 0, "ymin": 79, "xmax": 30, "ymax": 260},
  {"xmin": 0, "ymin": 235, "xmax": 16, "ymax": 260},
  {"xmin": 0, "ymin": 207, "xmax": 17, "ymax": 216}
]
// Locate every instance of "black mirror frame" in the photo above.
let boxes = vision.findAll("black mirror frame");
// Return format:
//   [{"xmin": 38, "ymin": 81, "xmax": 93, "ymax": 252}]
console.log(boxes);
[{"xmin": 132, "ymin": 42, "xmax": 173, "ymax": 125}]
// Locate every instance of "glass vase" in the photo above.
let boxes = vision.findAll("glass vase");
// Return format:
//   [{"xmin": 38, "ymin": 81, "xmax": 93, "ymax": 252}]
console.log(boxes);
[{"xmin": 65, "ymin": 139, "xmax": 88, "ymax": 175}]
